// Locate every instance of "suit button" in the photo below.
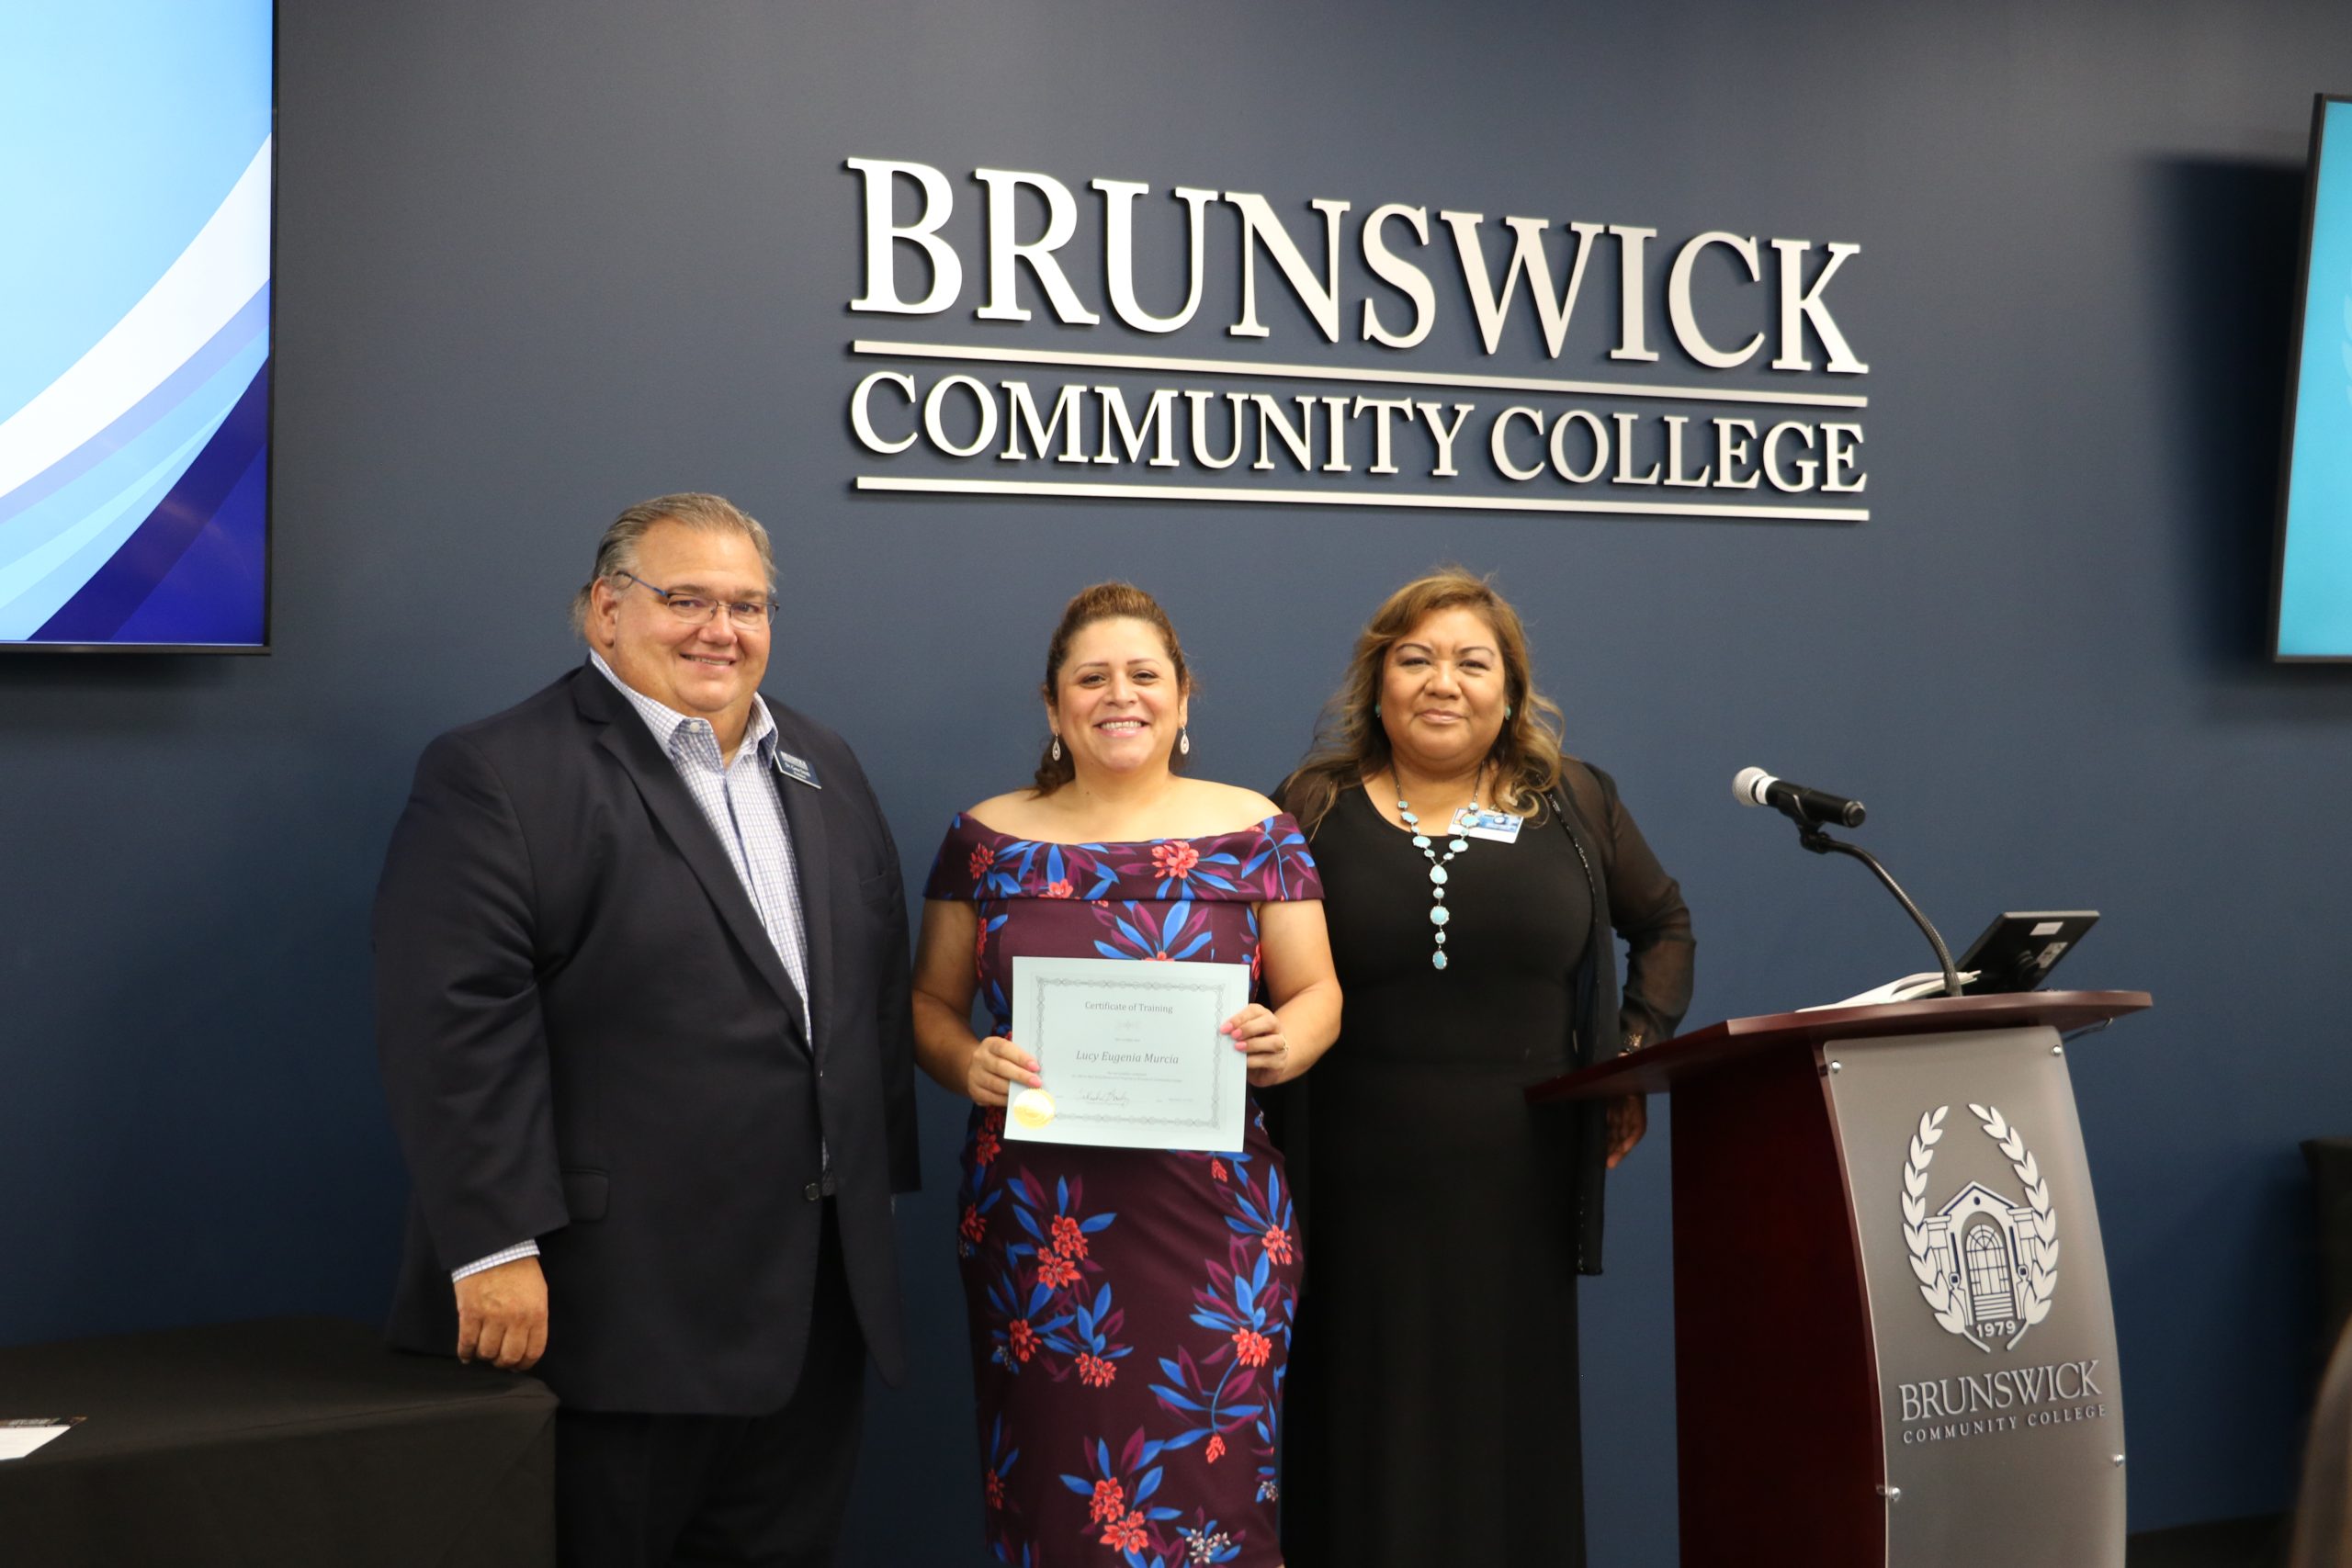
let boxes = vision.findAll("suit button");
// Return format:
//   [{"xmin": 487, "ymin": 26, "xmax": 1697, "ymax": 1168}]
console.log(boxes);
[{"xmin": 803, "ymin": 1182, "xmax": 821, "ymax": 1201}]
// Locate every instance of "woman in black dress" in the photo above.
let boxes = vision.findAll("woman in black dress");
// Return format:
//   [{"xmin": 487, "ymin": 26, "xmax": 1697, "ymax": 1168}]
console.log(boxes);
[{"xmin": 1276, "ymin": 570, "xmax": 1694, "ymax": 1567}]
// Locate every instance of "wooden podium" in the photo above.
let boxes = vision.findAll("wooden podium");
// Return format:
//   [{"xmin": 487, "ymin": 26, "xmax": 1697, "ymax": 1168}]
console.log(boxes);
[{"xmin": 1529, "ymin": 991, "xmax": 2150, "ymax": 1568}]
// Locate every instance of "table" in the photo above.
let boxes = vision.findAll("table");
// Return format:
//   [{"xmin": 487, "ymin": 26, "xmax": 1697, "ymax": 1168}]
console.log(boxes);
[{"xmin": 0, "ymin": 1315, "xmax": 555, "ymax": 1567}]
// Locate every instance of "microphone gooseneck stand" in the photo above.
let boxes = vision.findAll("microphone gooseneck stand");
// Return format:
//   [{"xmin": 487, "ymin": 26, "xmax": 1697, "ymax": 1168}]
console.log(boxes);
[{"xmin": 1779, "ymin": 807, "xmax": 1962, "ymax": 999}]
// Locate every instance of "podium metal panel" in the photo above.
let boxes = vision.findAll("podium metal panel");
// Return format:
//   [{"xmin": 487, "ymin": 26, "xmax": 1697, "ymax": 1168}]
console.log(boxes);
[{"xmin": 1826, "ymin": 1025, "xmax": 2126, "ymax": 1567}]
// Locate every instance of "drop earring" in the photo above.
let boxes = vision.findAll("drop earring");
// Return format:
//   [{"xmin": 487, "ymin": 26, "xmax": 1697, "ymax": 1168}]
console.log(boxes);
[
  {"xmin": 1505, "ymin": 703, "xmax": 1514, "ymax": 719},
  {"xmin": 1179, "ymin": 727, "xmax": 1191, "ymax": 757},
  {"xmin": 1051, "ymin": 736, "xmax": 1062, "ymax": 762},
  {"xmin": 1373, "ymin": 702, "xmax": 1382, "ymax": 718}
]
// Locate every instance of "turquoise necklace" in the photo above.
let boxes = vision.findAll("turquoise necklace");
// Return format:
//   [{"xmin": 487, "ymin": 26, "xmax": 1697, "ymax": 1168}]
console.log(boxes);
[{"xmin": 1393, "ymin": 769, "xmax": 1480, "ymax": 972}]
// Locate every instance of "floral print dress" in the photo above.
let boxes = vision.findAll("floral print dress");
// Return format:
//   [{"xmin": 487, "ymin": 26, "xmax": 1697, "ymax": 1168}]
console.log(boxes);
[{"xmin": 925, "ymin": 813, "xmax": 1321, "ymax": 1568}]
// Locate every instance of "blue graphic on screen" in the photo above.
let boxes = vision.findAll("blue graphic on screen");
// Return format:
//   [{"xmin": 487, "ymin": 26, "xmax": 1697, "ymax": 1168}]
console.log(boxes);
[
  {"xmin": 2279, "ymin": 100, "xmax": 2352, "ymax": 658},
  {"xmin": 0, "ymin": 1, "xmax": 272, "ymax": 649}
]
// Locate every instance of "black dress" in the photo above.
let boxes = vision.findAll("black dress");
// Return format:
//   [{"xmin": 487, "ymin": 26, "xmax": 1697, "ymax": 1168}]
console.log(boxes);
[{"xmin": 1278, "ymin": 761, "xmax": 1693, "ymax": 1568}]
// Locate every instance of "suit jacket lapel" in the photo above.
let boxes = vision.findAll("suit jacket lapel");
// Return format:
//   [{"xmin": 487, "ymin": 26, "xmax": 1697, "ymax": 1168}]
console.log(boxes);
[
  {"xmin": 768, "ymin": 718, "xmax": 832, "ymax": 1062},
  {"xmin": 574, "ymin": 671, "xmax": 810, "ymax": 1039}
]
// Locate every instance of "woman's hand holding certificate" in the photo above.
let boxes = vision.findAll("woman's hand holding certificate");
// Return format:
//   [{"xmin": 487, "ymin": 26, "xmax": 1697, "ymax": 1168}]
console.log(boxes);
[{"xmin": 1006, "ymin": 956, "xmax": 1252, "ymax": 1150}]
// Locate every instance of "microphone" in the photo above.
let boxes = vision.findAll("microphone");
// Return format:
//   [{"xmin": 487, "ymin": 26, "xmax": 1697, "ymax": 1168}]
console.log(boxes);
[
  {"xmin": 1734, "ymin": 767, "xmax": 1867, "ymax": 829},
  {"xmin": 1734, "ymin": 765, "xmax": 1959, "ymax": 998}
]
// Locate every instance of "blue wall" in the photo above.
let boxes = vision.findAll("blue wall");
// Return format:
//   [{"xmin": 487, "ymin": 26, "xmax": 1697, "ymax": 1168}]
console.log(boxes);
[{"xmin": 5, "ymin": 3, "xmax": 2349, "ymax": 1562}]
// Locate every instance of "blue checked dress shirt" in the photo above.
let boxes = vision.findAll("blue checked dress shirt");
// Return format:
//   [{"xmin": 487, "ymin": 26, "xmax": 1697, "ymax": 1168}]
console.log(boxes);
[{"xmin": 452, "ymin": 653, "xmax": 814, "ymax": 1281}]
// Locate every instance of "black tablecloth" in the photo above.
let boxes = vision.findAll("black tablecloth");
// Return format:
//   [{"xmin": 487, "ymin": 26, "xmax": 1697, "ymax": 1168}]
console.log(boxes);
[{"xmin": 0, "ymin": 1315, "xmax": 556, "ymax": 1568}]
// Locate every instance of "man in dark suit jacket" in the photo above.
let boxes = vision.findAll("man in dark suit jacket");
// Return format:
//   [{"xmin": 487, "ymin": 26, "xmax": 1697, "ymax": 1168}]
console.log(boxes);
[{"xmin": 375, "ymin": 492, "xmax": 917, "ymax": 1567}]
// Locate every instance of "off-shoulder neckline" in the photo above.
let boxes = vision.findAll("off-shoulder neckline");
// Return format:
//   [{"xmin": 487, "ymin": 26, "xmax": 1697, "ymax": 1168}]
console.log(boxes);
[{"xmin": 955, "ymin": 810, "xmax": 1295, "ymax": 849}]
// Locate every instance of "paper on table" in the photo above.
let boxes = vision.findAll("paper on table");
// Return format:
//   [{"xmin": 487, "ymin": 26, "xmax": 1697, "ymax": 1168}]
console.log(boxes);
[
  {"xmin": 0, "ymin": 1418, "xmax": 81, "ymax": 1460},
  {"xmin": 1799, "ymin": 971, "xmax": 1982, "ymax": 1010}
]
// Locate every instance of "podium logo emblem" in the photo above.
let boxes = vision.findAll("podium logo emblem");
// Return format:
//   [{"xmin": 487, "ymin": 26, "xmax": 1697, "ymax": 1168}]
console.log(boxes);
[{"xmin": 1901, "ymin": 1104, "xmax": 2060, "ymax": 1352}]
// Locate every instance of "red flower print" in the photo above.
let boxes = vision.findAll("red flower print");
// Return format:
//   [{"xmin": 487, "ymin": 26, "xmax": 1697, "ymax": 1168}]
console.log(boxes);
[
  {"xmin": 1044, "ymin": 879, "xmax": 1074, "ymax": 899},
  {"xmin": 1262, "ymin": 1224, "xmax": 1295, "ymax": 1265},
  {"xmin": 1076, "ymin": 1352, "xmax": 1116, "ymax": 1387},
  {"xmin": 1147, "ymin": 951, "xmax": 1172, "ymax": 961},
  {"xmin": 975, "ymin": 1126, "xmax": 1001, "ymax": 1166},
  {"xmin": 1205, "ymin": 1434, "xmax": 1226, "ymax": 1464},
  {"xmin": 1050, "ymin": 1214, "xmax": 1089, "ymax": 1259},
  {"xmin": 969, "ymin": 842, "xmax": 995, "ymax": 878},
  {"xmin": 1151, "ymin": 841, "xmax": 1201, "ymax": 881},
  {"xmin": 1007, "ymin": 1318, "xmax": 1038, "ymax": 1363},
  {"xmin": 1035, "ymin": 1251, "xmax": 1080, "ymax": 1290},
  {"xmin": 1102, "ymin": 1511, "xmax": 1148, "ymax": 1552},
  {"xmin": 1089, "ymin": 1478, "xmax": 1125, "ymax": 1524},
  {"xmin": 959, "ymin": 1205, "xmax": 986, "ymax": 1245},
  {"xmin": 985, "ymin": 1469, "xmax": 1004, "ymax": 1508},
  {"xmin": 1232, "ymin": 1327, "xmax": 1272, "ymax": 1367},
  {"xmin": 1210, "ymin": 1159, "xmax": 1227, "ymax": 1183}
]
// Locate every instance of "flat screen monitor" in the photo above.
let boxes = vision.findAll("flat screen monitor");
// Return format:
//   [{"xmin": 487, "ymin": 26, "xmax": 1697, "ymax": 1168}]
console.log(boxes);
[
  {"xmin": 0, "ymin": 1, "xmax": 273, "ymax": 653},
  {"xmin": 1954, "ymin": 911, "xmax": 2099, "ymax": 995},
  {"xmin": 2274, "ymin": 94, "xmax": 2352, "ymax": 661}
]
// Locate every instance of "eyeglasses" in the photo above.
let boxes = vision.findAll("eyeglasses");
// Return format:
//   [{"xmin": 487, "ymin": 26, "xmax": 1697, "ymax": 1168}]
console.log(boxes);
[{"xmin": 615, "ymin": 571, "xmax": 776, "ymax": 627}]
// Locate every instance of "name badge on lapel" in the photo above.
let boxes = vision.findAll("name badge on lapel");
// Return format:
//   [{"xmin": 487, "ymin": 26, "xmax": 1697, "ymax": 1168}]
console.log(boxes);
[
  {"xmin": 1453, "ymin": 807, "xmax": 1523, "ymax": 844},
  {"xmin": 773, "ymin": 750, "xmax": 822, "ymax": 789}
]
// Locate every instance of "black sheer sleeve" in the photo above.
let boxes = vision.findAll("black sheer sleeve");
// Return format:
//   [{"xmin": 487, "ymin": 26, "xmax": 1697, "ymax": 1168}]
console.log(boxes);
[{"xmin": 1559, "ymin": 759, "xmax": 1695, "ymax": 1053}]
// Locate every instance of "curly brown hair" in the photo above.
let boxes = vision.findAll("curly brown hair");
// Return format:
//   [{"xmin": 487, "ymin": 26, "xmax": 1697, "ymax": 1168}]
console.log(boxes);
[
  {"xmin": 1284, "ymin": 569, "xmax": 1566, "ymax": 831},
  {"xmin": 1031, "ymin": 582, "xmax": 1193, "ymax": 795}
]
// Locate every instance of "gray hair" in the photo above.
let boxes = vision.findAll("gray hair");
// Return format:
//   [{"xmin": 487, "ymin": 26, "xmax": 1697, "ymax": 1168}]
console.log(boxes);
[{"xmin": 571, "ymin": 491, "xmax": 776, "ymax": 637}]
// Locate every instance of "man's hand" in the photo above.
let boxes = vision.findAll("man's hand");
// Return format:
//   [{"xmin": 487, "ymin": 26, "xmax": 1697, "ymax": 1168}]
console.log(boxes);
[
  {"xmin": 1604, "ymin": 1094, "xmax": 1649, "ymax": 1170},
  {"xmin": 454, "ymin": 1256, "xmax": 548, "ymax": 1371}
]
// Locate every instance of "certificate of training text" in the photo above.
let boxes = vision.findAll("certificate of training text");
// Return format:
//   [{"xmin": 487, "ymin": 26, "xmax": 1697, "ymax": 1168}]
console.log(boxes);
[{"xmin": 1006, "ymin": 956, "xmax": 1250, "ymax": 1151}]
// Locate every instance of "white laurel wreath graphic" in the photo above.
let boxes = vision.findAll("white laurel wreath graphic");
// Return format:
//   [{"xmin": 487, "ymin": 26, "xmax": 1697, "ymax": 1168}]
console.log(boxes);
[
  {"xmin": 1900, "ymin": 1103, "xmax": 2061, "ymax": 1352},
  {"xmin": 1900, "ymin": 1107, "xmax": 1972, "ymax": 1340}
]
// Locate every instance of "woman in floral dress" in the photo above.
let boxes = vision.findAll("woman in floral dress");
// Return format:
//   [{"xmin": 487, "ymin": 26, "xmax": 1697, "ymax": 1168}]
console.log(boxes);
[{"xmin": 912, "ymin": 582, "xmax": 1340, "ymax": 1567}]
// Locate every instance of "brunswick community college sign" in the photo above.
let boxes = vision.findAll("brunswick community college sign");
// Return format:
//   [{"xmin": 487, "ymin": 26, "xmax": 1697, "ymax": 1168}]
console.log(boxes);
[
  {"xmin": 1828, "ymin": 1029, "xmax": 2127, "ymax": 1563},
  {"xmin": 843, "ymin": 158, "xmax": 1871, "ymax": 522}
]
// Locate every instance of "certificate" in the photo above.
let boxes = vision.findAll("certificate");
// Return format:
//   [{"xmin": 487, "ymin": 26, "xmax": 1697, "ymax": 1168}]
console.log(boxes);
[{"xmin": 1006, "ymin": 955, "xmax": 1250, "ymax": 1151}]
